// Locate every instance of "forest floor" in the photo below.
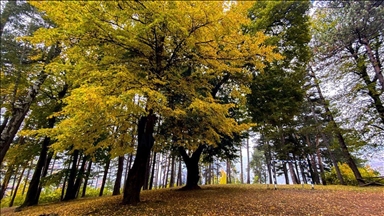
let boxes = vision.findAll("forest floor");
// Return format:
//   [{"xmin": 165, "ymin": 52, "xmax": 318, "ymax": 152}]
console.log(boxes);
[{"xmin": 1, "ymin": 184, "xmax": 383, "ymax": 216}]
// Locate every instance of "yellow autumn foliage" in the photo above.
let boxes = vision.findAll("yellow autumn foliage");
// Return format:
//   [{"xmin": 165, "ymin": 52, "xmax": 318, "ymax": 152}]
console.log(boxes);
[{"xmin": 25, "ymin": 1, "xmax": 280, "ymax": 154}]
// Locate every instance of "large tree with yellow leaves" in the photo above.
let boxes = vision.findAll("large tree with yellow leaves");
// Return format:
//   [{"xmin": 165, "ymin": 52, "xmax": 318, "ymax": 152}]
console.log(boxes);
[{"xmin": 24, "ymin": 1, "xmax": 280, "ymax": 205}]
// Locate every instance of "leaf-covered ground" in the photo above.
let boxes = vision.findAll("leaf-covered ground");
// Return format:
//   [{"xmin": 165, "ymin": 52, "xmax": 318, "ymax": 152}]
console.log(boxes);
[{"xmin": 1, "ymin": 184, "xmax": 383, "ymax": 216}]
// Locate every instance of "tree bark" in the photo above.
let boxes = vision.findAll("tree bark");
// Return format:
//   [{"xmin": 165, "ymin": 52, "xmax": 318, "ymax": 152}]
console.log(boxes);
[
  {"xmin": 99, "ymin": 157, "xmax": 111, "ymax": 197},
  {"xmin": 246, "ymin": 137, "xmax": 251, "ymax": 184},
  {"xmin": 315, "ymin": 135, "xmax": 327, "ymax": 185},
  {"xmin": 178, "ymin": 145, "xmax": 205, "ymax": 190},
  {"xmin": 240, "ymin": 143, "xmax": 244, "ymax": 184},
  {"xmin": 113, "ymin": 156, "xmax": 124, "ymax": 195},
  {"xmin": 169, "ymin": 154, "xmax": 176, "ymax": 187},
  {"xmin": 74, "ymin": 156, "xmax": 87, "ymax": 198},
  {"xmin": 149, "ymin": 151, "xmax": 157, "ymax": 190},
  {"xmin": 122, "ymin": 112, "xmax": 157, "ymax": 205},
  {"xmin": 177, "ymin": 157, "xmax": 182, "ymax": 186},
  {"xmin": 81, "ymin": 160, "xmax": 92, "ymax": 197},
  {"xmin": 143, "ymin": 151, "xmax": 152, "ymax": 190},
  {"xmin": 63, "ymin": 150, "xmax": 80, "ymax": 201}
]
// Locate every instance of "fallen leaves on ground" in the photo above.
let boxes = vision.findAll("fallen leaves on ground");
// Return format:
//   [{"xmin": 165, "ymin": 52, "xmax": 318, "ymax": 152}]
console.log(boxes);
[{"xmin": 1, "ymin": 184, "xmax": 383, "ymax": 216}]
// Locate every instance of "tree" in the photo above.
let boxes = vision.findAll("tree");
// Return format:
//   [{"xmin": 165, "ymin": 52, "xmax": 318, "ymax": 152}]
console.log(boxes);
[
  {"xmin": 312, "ymin": 1, "xmax": 384, "ymax": 153},
  {"xmin": 27, "ymin": 1, "xmax": 280, "ymax": 204},
  {"xmin": 0, "ymin": 1, "xmax": 61, "ymax": 165},
  {"xmin": 247, "ymin": 1, "xmax": 311, "ymax": 185}
]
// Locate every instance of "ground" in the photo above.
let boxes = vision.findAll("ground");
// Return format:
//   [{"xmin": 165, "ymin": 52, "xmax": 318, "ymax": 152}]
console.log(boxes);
[{"xmin": 1, "ymin": 184, "xmax": 383, "ymax": 216}]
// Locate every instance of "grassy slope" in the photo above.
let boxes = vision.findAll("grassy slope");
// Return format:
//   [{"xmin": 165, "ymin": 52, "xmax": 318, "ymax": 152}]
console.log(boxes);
[{"xmin": 1, "ymin": 184, "xmax": 383, "ymax": 216}]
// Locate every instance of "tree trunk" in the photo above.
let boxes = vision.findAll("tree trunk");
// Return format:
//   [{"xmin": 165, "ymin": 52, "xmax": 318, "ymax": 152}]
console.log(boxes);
[
  {"xmin": 63, "ymin": 150, "xmax": 80, "ymax": 201},
  {"xmin": 155, "ymin": 153, "xmax": 161, "ymax": 188},
  {"xmin": 288, "ymin": 160, "xmax": 299, "ymax": 184},
  {"xmin": 61, "ymin": 158, "xmax": 71, "ymax": 201},
  {"xmin": 0, "ymin": 165, "xmax": 13, "ymax": 200},
  {"xmin": 315, "ymin": 135, "xmax": 327, "ymax": 185},
  {"xmin": 36, "ymin": 151, "xmax": 54, "ymax": 201},
  {"xmin": 246, "ymin": 137, "xmax": 251, "ymax": 184},
  {"xmin": 113, "ymin": 156, "xmax": 124, "ymax": 195},
  {"xmin": 226, "ymin": 159, "xmax": 231, "ymax": 184},
  {"xmin": 149, "ymin": 152, "xmax": 157, "ymax": 190},
  {"xmin": 361, "ymin": 38, "xmax": 384, "ymax": 91},
  {"xmin": 22, "ymin": 162, "xmax": 31, "ymax": 196},
  {"xmin": 178, "ymin": 145, "xmax": 205, "ymax": 190},
  {"xmin": 169, "ymin": 154, "xmax": 176, "ymax": 188},
  {"xmin": 9, "ymin": 166, "xmax": 26, "ymax": 207},
  {"xmin": 208, "ymin": 163, "xmax": 212, "ymax": 184},
  {"xmin": 163, "ymin": 153, "xmax": 170, "ymax": 188},
  {"xmin": 143, "ymin": 151, "xmax": 152, "ymax": 190},
  {"xmin": 74, "ymin": 156, "xmax": 87, "ymax": 198},
  {"xmin": 82, "ymin": 160, "xmax": 92, "ymax": 197},
  {"xmin": 266, "ymin": 145, "xmax": 273, "ymax": 184},
  {"xmin": 0, "ymin": 45, "xmax": 59, "ymax": 165},
  {"xmin": 299, "ymin": 162, "xmax": 308, "ymax": 184},
  {"xmin": 99, "ymin": 157, "xmax": 111, "ymax": 197},
  {"xmin": 283, "ymin": 163, "xmax": 289, "ymax": 184},
  {"xmin": 240, "ymin": 143, "xmax": 244, "ymax": 184},
  {"xmin": 177, "ymin": 157, "xmax": 182, "ymax": 186},
  {"xmin": 21, "ymin": 136, "xmax": 51, "ymax": 207},
  {"xmin": 122, "ymin": 112, "xmax": 157, "ymax": 205}
]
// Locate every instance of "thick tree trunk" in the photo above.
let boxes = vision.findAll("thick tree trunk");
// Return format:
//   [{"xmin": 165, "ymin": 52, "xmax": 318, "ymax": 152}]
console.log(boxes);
[
  {"xmin": 113, "ymin": 156, "xmax": 124, "ymax": 195},
  {"xmin": 0, "ymin": 45, "xmax": 59, "ymax": 165},
  {"xmin": 63, "ymin": 150, "xmax": 80, "ymax": 201},
  {"xmin": 122, "ymin": 112, "xmax": 157, "ymax": 205},
  {"xmin": 178, "ymin": 145, "xmax": 205, "ymax": 190},
  {"xmin": 82, "ymin": 160, "xmax": 92, "ymax": 197},
  {"xmin": 99, "ymin": 157, "xmax": 111, "ymax": 197}
]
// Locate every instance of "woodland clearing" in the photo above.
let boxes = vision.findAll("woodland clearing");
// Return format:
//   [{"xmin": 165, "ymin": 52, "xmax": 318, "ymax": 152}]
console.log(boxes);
[{"xmin": 1, "ymin": 184, "xmax": 383, "ymax": 216}]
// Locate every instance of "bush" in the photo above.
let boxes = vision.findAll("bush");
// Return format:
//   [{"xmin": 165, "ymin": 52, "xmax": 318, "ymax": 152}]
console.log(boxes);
[{"xmin": 325, "ymin": 163, "xmax": 380, "ymax": 185}]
